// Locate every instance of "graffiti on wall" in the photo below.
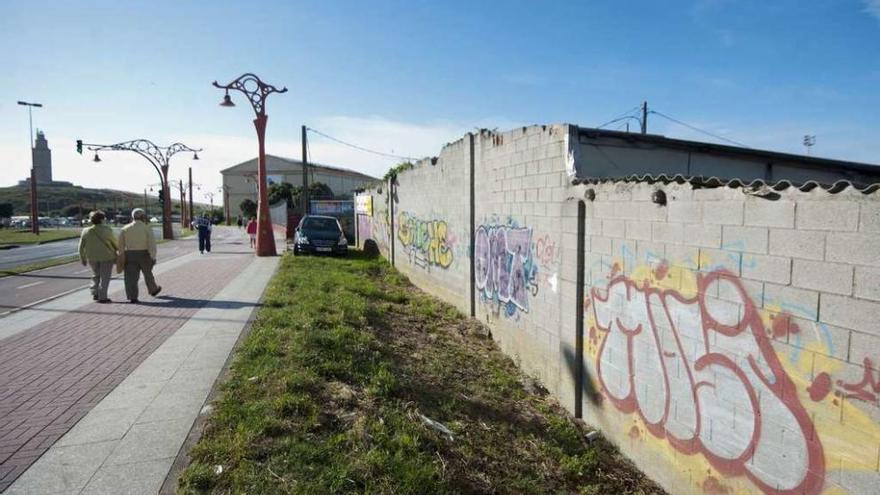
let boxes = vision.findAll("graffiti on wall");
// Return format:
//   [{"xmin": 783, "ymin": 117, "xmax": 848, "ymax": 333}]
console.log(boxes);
[
  {"xmin": 396, "ymin": 212, "xmax": 455, "ymax": 270},
  {"xmin": 584, "ymin": 250, "xmax": 880, "ymax": 495},
  {"xmin": 475, "ymin": 221, "xmax": 539, "ymax": 317}
]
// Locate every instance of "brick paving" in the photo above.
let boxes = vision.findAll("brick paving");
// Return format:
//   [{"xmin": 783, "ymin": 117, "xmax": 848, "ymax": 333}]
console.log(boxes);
[{"xmin": 0, "ymin": 252, "xmax": 253, "ymax": 492}]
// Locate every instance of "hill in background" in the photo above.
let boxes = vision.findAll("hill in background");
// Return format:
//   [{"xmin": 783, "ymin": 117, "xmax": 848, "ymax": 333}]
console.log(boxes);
[{"xmin": 0, "ymin": 183, "xmax": 197, "ymax": 218}]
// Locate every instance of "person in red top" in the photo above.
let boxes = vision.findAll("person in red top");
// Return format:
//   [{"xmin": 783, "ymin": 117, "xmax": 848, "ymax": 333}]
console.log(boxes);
[{"xmin": 245, "ymin": 217, "xmax": 257, "ymax": 248}]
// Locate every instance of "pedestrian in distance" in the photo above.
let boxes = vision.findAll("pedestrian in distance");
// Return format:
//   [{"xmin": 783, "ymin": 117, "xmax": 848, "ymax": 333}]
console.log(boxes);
[
  {"xmin": 245, "ymin": 216, "xmax": 257, "ymax": 249},
  {"xmin": 237, "ymin": 217, "xmax": 243, "ymax": 229},
  {"xmin": 117, "ymin": 208, "xmax": 161, "ymax": 303},
  {"xmin": 192, "ymin": 213, "xmax": 212, "ymax": 254},
  {"xmin": 78, "ymin": 210, "xmax": 117, "ymax": 303}
]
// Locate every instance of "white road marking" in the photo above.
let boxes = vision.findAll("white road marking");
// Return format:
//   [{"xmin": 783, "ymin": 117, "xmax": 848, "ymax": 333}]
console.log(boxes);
[
  {"xmin": 75, "ymin": 268, "xmax": 92, "ymax": 274},
  {"xmin": 16, "ymin": 281, "xmax": 45, "ymax": 289}
]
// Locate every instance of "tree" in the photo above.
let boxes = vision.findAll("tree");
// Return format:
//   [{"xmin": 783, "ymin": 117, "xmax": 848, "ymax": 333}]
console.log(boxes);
[
  {"xmin": 0, "ymin": 203, "xmax": 13, "ymax": 219},
  {"xmin": 63, "ymin": 205, "xmax": 87, "ymax": 217},
  {"xmin": 209, "ymin": 209, "xmax": 225, "ymax": 225},
  {"xmin": 268, "ymin": 182, "xmax": 297, "ymax": 207},
  {"xmin": 309, "ymin": 182, "xmax": 334, "ymax": 200},
  {"xmin": 239, "ymin": 198, "xmax": 257, "ymax": 218}
]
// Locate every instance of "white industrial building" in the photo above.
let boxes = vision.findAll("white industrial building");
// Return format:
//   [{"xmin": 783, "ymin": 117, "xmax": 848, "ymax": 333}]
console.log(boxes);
[{"xmin": 220, "ymin": 154, "xmax": 378, "ymax": 217}]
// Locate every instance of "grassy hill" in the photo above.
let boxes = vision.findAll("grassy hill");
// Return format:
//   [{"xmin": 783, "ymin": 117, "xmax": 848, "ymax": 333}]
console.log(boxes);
[{"xmin": 0, "ymin": 183, "xmax": 188, "ymax": 217}]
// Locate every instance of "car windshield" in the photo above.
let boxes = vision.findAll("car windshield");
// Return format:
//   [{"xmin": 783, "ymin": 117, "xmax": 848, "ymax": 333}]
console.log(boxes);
[{"xmin": 302, "ymin": 217, "xmax": 339, "ymax": 232}]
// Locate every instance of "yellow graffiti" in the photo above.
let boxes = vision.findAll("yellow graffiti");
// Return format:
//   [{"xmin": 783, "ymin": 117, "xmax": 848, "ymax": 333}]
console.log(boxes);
[
  {"xmin": 396, "ymin": 212, "xmax": 454, "ymax": 269},
  {"xmin": 584, "ymin": 252, "xmax": 880, "ymax": 494}
]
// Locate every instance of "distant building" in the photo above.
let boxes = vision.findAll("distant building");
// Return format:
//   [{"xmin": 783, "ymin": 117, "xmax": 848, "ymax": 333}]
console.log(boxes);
[
  {"xmin": 18, "ymin": 130, "xmax": 73, "ymax": 187},
  {"xmin": 32, "ymin": 130, "xmax": 52, "ymax": 183},
  {"xmin": 220, "ymin": 154, "xmax": 378, "ymax": 217}
]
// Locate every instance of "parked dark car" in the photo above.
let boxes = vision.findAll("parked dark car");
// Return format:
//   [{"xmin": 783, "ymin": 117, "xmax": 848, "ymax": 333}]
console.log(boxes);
[{"xmin": 293, "ymin": 215, "xmax": 348, "ymax": 255}]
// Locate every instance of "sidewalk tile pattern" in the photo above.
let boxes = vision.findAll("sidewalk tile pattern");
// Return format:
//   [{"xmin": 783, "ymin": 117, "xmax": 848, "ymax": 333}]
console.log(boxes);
[{"xmin": 0, "ymin": 252, "xmax": 252, "ymax": 492}]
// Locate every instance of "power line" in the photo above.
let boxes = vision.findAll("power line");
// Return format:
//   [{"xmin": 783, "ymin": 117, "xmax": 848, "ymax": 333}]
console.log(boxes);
[
  {"xmin": 649, "ymin": 109, "xmax": 750, "ymax": 148},
  {"xmin": 306, "ymin": 127, "xmax": 417, "ymax": 162},
  {"xmin": 597, "ymin": 105, "xmax": 642, "ymax": 129}
]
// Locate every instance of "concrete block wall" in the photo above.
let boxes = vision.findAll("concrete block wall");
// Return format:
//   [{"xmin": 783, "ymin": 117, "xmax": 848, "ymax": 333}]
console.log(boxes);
[
  {"xmin": 472, "ymin": 125, "xmax": 570, "ymax": 394},
  {"xmin": 569, "ymin": 180, "xmax": 880, "ymax": 495},
  {"xmin": 357, "ymin": 123, "xmax": 880, "ymax": 495},
  {"xmin": 391, "ymin": 138, "xmax": 471, "ymax": 314}
]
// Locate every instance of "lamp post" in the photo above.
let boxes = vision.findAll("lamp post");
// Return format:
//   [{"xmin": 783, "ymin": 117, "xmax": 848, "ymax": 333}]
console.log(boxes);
[
  {"xmin": 171, "ymin": 179, "xmax": 188, "ymax": 228},
  {"xmin": 80, "ymin": 140, "xmax": 201, "ymax": 240},
  {"xmin": 213, "ymin": 73, "xmax": 287, "ymax": 256},
  {"xmin": 204, "ymin": 191, "xmax": 216, "ymax": 216},
  {"xmin": 17, "ymin": 100, "xmax": 42, "ymax": 235}
]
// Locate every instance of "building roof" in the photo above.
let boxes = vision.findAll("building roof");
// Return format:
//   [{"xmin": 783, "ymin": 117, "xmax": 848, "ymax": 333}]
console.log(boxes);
[
  {"xmin": 220, "ymin": 154, "xmax": 378, "ymax": 181},
  {"xmin": 572, "ymin": 126, "xmax": 880, "ymax": 192}
]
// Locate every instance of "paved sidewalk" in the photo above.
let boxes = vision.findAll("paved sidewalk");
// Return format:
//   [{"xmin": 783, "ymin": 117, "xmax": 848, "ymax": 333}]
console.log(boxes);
[{"xmin": 0, "ymin": 229, "xmax": 282, "ymax": 493}]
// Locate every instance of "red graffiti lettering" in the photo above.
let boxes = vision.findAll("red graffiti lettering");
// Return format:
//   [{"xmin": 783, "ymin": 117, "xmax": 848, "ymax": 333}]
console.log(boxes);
[
  {"xmin": 589, "ymin": 269, "xmax": 824, "ymax": 495},
  {"xmin": 808, "ymin": 372, "xmax": 833, "ymax": 402},
  {"xmin": 837, "ymin": 357, "xmax": 880, "ymax": 403}
]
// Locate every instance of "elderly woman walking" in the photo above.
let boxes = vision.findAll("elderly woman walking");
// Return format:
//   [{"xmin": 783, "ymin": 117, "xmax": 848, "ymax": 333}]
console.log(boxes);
[
  {"xmin": 117, "ymin": 208, "xmax": 162, "ymax": 303},
  {"xmin": 78, "ymin": 210, "xmax": 117, "ymax": 303}
]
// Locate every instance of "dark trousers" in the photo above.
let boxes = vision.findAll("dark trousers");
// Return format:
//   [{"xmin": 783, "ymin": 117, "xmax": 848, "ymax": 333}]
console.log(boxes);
[
  {"xmin": 198, "ymin": 227, "xmax": 211, "ymax": 253},
  {"xmin": 124, "ymin": 250, "xmax": 158, "ymax": 300}
]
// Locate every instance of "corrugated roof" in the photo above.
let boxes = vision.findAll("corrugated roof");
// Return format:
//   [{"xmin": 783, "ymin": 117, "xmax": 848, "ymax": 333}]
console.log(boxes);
[
  {"xmin": 571, "ymin": 174, "xmax": 880, "ymax": 195},
  {"xmin": 573, "ymin": 126, "xmax": 880, "ymax": 191}
]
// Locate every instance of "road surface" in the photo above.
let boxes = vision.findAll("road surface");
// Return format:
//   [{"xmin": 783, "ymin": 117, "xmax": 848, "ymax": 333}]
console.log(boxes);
[
  {"xmin": 0, "ymin": 227, "xmax": 165, "ymax": 270},
  {"xmin": 0, "ymin": 228, "xmax": 239, "ymax": 316}
]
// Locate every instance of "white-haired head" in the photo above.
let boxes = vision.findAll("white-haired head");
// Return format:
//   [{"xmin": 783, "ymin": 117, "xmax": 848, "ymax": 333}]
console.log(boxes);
[{"xmin": 131, "ymin": 208, "xmax": 146, "ymax": 221}]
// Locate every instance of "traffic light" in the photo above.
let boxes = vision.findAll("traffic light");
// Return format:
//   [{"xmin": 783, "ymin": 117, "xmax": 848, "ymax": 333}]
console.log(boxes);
[
  {"xmin": 157, "ymin": 188, "xmax": 165, "ymax": 209},
  {"xmin": 76, "ymin": 140, "xmax": 83, "ymax": 155}
]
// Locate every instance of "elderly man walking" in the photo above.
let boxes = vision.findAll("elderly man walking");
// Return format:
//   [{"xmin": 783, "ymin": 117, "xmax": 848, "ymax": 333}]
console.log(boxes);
[
  {"xmin": 191, "ymin": 213, "xmax": 212, "ymax": 254},
  {"xmin": 78, "ymin": 210, "xmax": 117, "ymax": 303},
  {"xmin": 117, "ymin": 208, "xmax": 162, "ymax": 303}
]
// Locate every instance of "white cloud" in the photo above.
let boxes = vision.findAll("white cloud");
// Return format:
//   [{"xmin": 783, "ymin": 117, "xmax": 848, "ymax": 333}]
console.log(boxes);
[
  {"xmin": 1, "ymin": 116, "xmax": 520, "ymax": 203},
  {"xmin": 864, "ymin": 0, "xmax": 880, "ymax": 21}
]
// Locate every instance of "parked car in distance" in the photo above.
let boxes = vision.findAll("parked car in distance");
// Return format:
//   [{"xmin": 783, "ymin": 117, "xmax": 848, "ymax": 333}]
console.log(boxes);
[{"xmin": 293, "ymin": 215, "xmax": 348, "ymax": 256}]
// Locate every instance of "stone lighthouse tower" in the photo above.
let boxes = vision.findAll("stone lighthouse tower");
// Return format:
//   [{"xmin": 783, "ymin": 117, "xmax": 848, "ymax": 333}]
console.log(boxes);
[{"xmin": 32, "ymin": 129, "xmax": 53, "ymax": 183}]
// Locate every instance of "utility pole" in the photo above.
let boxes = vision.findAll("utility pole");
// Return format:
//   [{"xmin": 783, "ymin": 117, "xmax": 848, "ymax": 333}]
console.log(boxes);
[
  {"xmin": 188, "ymin": 167, "xmax": 194, "ymax": 229},
  {"xmin": 143, "ymin": 189, "xmax": 149, "ymax": 217},
  {"xmin": 178, "ymin": 179, "xmax": 187, "ymax": 228},
  {"xmin": 301, "ymin": 125, "xmax": 309, "ymax": 216},
  {"xmin": 803, "ymin": 135, "xmax": 816, "ymax": 155},
  {"xmin": 641, "ymin": 101, "xmax": 648, "ymax": 134}
]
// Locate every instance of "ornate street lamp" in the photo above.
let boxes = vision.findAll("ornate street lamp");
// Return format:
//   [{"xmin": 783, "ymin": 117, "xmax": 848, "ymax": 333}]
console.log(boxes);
[
  {"xmin": 213, "ymin": 73, "xmax": 287, "ymax": 256},
  {"xmin": 80, "ymin": 139, "xmax": 201, "ymax": 239},
  {"xmin": 17, "ymin": 100, "xmax": 42, "ymax": 235}
]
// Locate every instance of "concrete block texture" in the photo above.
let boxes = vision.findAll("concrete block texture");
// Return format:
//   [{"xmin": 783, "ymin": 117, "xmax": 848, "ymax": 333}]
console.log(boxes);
[
  {"xmin": 702, "ymin": 200, "xmax": 744, "ymax": 225},
  {"xmin": 722, "ymin": 225, "xmax": 768, "ymax": 253},
  {"xmin": 854, "ymin": 265, "xmax": 880, "ymax": 301},
  {"xmin": 744, "ymin": 199, "xmax": 795, "ymax": 228},
  {"xmin": 859, "ymin": 202, "xmax": 880, "ymax": 232},
  {"xmin": 825, "ymin": 232, "xmax": 880, "ymax": 267},
  {"xmin": 360, "ymin": 126, "xmax": 880, "ymax": 495},
  {"xmin": 741, "ymin": 253, "xmax": 791, "ymax": 284},
  {"xmin": 820, "ymin": 293, "xmax": 880, "ymax": 336},
  {"xmin": 796, "ymin": 201, "xmax": 860, "ymax": 231},
  {"xmin": 769, "ymin": 228, "xmax": 825, "ymax": 260},
  {"xmin": 792, "ymin": 259, "xmax": 854, "ymax": 296}
]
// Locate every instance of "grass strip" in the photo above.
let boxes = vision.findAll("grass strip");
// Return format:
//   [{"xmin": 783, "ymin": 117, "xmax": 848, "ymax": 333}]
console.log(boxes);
[
  {"xmin": 179, "ymin": 251, "xmax": 663, "ymax": 494},
  {"xmin": 0, "ymin": 229, "xmax": 81, "ymax": 246},
  {"xmin": 0, "ymin": 255, "xmax": 79, "ymax": 278}
]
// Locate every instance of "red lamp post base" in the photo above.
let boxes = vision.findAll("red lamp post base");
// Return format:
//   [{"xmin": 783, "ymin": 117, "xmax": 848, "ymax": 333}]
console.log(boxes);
[{"xmin": 254, "ymin": 114, "xmax": 276, "ymax": 257}]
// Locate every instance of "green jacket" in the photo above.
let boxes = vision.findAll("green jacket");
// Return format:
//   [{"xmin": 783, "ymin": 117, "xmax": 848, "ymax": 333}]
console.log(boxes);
[{"xmin": 79, "ymin": 224, "xmax": 118, "ymax": 263}]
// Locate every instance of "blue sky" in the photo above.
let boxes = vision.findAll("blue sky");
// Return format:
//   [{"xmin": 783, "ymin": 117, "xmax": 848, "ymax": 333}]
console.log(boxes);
[{"xmin": 1, "ymin": 0, "xmax": 879, "ymax": 196}]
